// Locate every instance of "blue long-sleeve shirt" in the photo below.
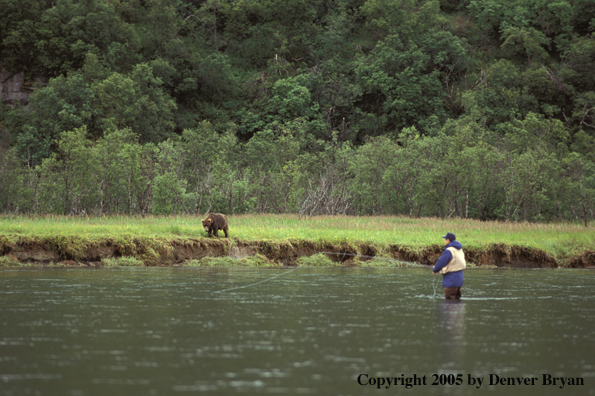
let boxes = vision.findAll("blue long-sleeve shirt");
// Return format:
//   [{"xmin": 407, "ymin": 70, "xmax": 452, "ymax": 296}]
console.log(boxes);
[{"xmin": 432, "ymin": 240, "xmax": 464, "ymax": 288}]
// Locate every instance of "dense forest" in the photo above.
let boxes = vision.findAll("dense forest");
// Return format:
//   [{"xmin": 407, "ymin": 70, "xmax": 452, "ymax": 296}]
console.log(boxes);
[{"xmin": 0, "ymin": 0, "xmax": 594, "ymax": 223}]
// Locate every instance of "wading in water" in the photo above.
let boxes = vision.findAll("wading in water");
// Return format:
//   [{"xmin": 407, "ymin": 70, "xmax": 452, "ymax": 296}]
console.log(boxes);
[{"xmin": 432, "ymin": 232, "xmax": 466, "ymax": 299}]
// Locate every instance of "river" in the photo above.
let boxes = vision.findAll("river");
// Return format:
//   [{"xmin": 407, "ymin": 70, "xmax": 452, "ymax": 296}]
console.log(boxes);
[{"xmin": 0, "ymin": 267, "xmax": 593, "ymax": 395}]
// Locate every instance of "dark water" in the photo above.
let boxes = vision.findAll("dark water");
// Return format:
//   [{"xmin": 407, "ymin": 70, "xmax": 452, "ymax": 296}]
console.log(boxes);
[{"xmin": 0, "ymin": 267, "xmax": 594, "ymax": 396}]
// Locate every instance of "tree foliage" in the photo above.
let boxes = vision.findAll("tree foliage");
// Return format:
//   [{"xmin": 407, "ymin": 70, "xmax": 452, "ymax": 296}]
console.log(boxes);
[{"xmin": 1, "ymin": 0, "xmax": 595, "ymax": 223}]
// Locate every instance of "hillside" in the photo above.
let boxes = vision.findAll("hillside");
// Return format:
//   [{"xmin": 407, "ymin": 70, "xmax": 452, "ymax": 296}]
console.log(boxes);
[{"xmin": 1, "ymin": 0, "xmax": 594, "ymax": 222}]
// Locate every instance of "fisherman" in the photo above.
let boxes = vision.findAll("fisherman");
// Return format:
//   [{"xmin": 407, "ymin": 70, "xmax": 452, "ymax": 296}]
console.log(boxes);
[{"xmin": 432, "ymin": 232, "xmax": 466, "ymax": 299}]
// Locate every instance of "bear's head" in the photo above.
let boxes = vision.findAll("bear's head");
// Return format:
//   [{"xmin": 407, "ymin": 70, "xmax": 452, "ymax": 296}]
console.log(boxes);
[{"xmin": 202, "ymin": 218, "xmax": 212, "ymax": 232}]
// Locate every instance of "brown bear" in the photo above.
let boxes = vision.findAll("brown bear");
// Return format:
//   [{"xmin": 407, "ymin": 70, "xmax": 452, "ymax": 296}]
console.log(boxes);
[{"xmin": 201, "ymin": 213, "xmax": 229, "ymax": 238}]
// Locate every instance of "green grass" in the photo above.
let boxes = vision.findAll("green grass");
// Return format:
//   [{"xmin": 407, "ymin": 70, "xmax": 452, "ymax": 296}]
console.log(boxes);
[
  {"xmin": 361, "ymin": 256, "xmax": 420, "ymax": 268},
  {"xmin": 102, "ymin": 256, "xmax": 145, "ymax": 267},
  {"xmin": 296, "ymin": 253, "xmax": 340, "ymax": 267},
  {"xmin": 0, "ymin": 214, "xmax": 594, "ymax": 262},
  {"xmin": 187, "ymin": 254, "xmax": 274, "ymax": 267},
  {"xmin": 0, "ymin": 255, "xmax": 21, "ymax": 267}
]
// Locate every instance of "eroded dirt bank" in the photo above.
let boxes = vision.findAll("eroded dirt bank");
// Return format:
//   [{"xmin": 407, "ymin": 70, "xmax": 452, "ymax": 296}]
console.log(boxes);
[{"xmin": 1, "ymin": 235, "xmax": 591, "ymax": 268}]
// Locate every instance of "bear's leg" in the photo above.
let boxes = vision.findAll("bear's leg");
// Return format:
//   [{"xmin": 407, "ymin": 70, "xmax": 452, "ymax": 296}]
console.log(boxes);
[
  {"xmin": 213, "ymin": 225, "xmax": 219, "ymax": 238},
  {"xmin": 223, "ymin": 227, "xmax": 228, "ymax": 238}
]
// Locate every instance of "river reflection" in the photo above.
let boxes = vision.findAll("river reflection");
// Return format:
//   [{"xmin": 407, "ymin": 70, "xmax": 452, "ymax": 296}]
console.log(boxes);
[
  {"xmin": 438, "ymin": 300, "xmax": 466, "ymax": 369},
  {"xmin": 0, "ymin": 267, "xmax": 593, "ymax": 396}
]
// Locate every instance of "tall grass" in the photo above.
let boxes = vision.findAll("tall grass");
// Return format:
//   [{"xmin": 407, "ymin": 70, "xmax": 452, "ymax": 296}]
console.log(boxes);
[{"xmin": 1, "ymin": 214, "xmax": 594, "ymax": 260}]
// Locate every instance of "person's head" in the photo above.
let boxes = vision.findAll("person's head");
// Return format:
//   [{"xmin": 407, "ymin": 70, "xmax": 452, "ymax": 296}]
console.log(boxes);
[{"xmin": 442, "ymin": 232, "xmax": 456, "ymax": 245}]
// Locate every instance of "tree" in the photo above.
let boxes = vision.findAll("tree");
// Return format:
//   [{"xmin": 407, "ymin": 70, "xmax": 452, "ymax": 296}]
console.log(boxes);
[
  {"xmin": 563, "ymin": 152, "xmax": 595, "ymax": 226},
  {"xmin": 15, "ymin": 72, "xmax": 95, "ymax": 165},
  {"xmin": 181, "ymin": 121, "xmax": 238, "ymax": 214},
  {"xmin": 92, "ymin": 63, "xmax": 177, "ymax": 142},
  {"xmin": 36, "ymin": 126, "xmax": 99, "ymax": 214}
]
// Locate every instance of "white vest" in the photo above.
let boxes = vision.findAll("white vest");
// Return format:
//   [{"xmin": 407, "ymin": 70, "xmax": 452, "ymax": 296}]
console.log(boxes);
[{"xmin": 440, "ymin": 247, "xmax": 466, "ymax": 274}]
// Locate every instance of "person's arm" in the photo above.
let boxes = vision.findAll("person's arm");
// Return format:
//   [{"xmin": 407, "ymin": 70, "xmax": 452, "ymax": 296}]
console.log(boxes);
[{"xmin": 432, "ymin": 249, "xmax": 452, "ymax": 274}]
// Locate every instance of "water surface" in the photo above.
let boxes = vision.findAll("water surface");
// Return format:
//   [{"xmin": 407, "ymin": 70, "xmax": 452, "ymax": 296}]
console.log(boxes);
[{"xmin": 0, "ymin": 267, "xmax": 593, "ymax": 395}]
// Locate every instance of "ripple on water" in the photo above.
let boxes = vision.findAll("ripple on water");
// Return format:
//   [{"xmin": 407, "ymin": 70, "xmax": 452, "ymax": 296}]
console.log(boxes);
[{"xmin": 0, "ymin": 268, "xmax": 594, "ymax": 395}]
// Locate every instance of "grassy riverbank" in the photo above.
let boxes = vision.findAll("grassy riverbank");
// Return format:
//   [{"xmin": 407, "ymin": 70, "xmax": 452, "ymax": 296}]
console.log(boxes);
[{"xmin": 1, "ymin": 215, "xmax": 594, "ymax": 267}]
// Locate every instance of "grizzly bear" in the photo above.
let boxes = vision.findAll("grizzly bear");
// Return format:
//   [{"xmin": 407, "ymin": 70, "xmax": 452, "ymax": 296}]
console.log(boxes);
[{"xmin": 201, "ymin": 213, "xmax": 229, "ymax": 238}]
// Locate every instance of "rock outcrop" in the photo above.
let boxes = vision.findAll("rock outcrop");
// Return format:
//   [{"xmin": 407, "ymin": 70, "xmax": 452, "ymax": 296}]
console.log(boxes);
[{"xmin": 0, "ymin": 66, "xmax": 47, "ymax": 107}]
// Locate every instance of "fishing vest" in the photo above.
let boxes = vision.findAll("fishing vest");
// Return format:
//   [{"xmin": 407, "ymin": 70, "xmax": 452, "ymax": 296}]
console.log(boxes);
[{"xmin": 440, "ymin": 247, "xmax": 466, "ymax": 274}]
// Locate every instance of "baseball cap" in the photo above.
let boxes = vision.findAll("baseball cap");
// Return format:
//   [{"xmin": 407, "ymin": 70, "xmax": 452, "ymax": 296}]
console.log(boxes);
[{"xmin": 442, "ymin": 232, "xmax": 456, "ymax": 241}]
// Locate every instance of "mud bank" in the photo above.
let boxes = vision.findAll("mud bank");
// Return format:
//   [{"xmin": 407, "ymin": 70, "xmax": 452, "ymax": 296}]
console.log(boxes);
[{"xmin": 1, "ymin": 235, "xmax": 591, "ymax": 268}]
